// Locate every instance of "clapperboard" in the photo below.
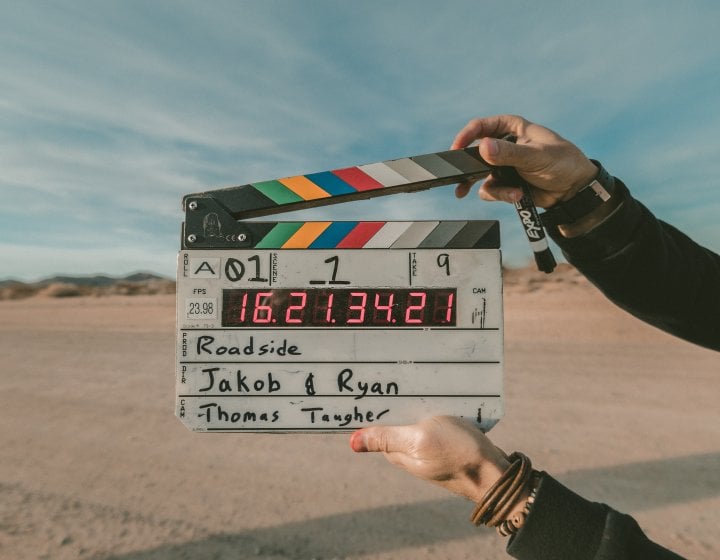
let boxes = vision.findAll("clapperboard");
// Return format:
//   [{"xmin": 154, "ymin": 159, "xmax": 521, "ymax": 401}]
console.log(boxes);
[{"xmin": 176, "ymin": 147, "xmax": 505, "ymax": 433}]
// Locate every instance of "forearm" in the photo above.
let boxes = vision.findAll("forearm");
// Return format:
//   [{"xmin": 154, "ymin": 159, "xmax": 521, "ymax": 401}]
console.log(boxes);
[{"xmin": 546, "ymin": 180, "xmax": 720, "ymax": 351}]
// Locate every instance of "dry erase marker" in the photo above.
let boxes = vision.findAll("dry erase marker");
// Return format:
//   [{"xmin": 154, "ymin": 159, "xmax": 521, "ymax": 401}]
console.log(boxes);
[{"xmin": 491, "ymin": 135, "xmax": 556, "ymax": 273}]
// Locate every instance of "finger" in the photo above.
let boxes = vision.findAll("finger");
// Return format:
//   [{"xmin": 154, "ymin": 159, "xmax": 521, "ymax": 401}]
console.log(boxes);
[
  {"xmin": 454, "ymin": 180, "xmax": 475, "ymax": 198},
  {"xmin": 350, "ymin": 425, "xmax": 417, "ymax": 454},
  {"xmin": 451, "ymin": 114, "xmax": 527, "ymax": 149}
]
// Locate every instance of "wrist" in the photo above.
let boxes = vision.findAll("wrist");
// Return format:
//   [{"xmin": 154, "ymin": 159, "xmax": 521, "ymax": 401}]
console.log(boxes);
[
  {"xmin": 464, "ymin": 457, "xmax": 511, "ymax": 504},
  {"xmin": 540, "ymin": 160, "xmax": 617, "ymax": 237},
  {"xmin": 557, "ymin": 195, "xmax": 622, "ymax": 238},
  {"xmin": 470, "ymin": 452, "xmax": 538, "ymax": 537},
  {"xmin": 557, "ymin": 159, "xmax": 599, "ymax": 203}
]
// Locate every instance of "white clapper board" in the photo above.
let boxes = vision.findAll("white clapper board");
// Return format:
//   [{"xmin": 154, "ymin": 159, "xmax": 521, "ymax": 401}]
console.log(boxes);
[{"xmin": 176, "ymin": 147, "xmax": 504, "ymax": 433}]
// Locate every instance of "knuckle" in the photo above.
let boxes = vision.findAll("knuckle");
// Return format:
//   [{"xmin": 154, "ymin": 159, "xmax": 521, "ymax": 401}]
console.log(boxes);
[
  {"xmin": 375, "ymin": 430, "xmax": 392, "ymax": 453},
  {"xmin": 507, "ymin": 113, "xmax": 527, "ymax": 126}
]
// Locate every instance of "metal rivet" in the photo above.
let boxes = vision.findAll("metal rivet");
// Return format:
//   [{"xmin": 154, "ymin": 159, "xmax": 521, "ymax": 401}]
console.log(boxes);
[
  {"xmin": 187, "ymin": 201, "xmax": 198, "ymax": 211},
  {"xmin": 187, "ymin": 234, "xmax": 197, "ymax": 243}
]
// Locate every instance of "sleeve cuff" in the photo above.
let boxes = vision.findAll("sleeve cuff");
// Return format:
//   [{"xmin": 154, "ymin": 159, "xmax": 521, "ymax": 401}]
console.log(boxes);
[
  {"xmin": 506, "ymin": 473, "xmax": 608, "ymax": 560},
  {"xmin": 546, "ymin": 180, "xmax": 644, "ymax": 267}
]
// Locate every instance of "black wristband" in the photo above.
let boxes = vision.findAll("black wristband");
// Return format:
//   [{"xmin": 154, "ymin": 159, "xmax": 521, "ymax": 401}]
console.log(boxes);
[{"xmin": 540, "ymin": 161, "xmax": 615, "ymax": 228}]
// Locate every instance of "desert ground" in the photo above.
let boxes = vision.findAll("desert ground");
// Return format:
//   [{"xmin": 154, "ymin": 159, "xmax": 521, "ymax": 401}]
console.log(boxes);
[{"xmin": 1, "ymin": 267, "xmax": 718, "ymax": 560}]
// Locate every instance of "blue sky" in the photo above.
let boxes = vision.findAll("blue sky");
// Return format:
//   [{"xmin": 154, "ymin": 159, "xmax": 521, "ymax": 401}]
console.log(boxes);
[{"xmin": 2, "ymin": 0, "xmax": 719, "ymax": 280}]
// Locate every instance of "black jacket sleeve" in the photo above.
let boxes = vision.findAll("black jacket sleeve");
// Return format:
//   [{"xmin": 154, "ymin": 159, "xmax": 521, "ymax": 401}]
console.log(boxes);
[
  {"xmin": 506, "ymin": 474, "xmax": 685, "ymax": 560},
  {"xmin": 547, "ymin": 180, "xmax": 720, "ymax": 351}
]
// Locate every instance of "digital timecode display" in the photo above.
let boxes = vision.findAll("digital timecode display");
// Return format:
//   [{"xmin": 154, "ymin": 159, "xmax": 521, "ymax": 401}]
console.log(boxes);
[{"xmin": 221, "ymin": 288, "xmax": 456, "ymax": 328}]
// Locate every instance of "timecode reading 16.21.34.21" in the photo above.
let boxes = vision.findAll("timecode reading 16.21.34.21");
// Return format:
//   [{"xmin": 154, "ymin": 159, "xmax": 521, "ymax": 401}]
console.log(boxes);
[{"xmin": 221, "ymin": 288, "xmax": 457, "ymax": 328}]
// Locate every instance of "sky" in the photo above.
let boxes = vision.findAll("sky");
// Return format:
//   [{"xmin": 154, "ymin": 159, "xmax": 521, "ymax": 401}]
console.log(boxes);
[{"xmin": 1, "ymin": 0, "xmax": 719, "ymax": 281}]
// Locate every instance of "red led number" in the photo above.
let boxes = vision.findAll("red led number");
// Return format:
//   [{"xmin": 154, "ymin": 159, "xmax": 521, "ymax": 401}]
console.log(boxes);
[
  {"xmin": 347, "ymin": 292, "xmax": 367, "ymax": 324},
  {"xmin": 253, "ymin": 292, "xmax": 273, "ymax": 323},
  {"xmin": 285, "ymin": 292, "xmax": 307, "ymax": 324},
  {"xmin": 434, "ymin": 292, "xmax": 454, "ymax": 323},
  {"xmin": 237, "ymin": 292, "xmax": 249, "ymax": 323},
  {"xmin": 373, "ymin": 292, "xmax": 395, "ymax": 324},
  {"xmin": 325, "ymin": 293, "xmax": 335, "ymax": 323},
  {"xmin": 312, "ymin": 292, "xmax": 335, "ymax": 324},
  {"xmin": 404, "ymin": 291, "xmax": 427, "ymax": 323}
]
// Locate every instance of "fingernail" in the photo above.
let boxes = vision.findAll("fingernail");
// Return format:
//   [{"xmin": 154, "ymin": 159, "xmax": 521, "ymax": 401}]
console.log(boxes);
[
  {"xmin": 509, "ymin": 189, "xmax": 522, "ymax": 202},
  {"xmin": 486, "ymin": 138, "xmax": 499, "ymax": 156},
  {"xmin": 350, "ymin": 430, "xmax": 367, "ymax": 452}
]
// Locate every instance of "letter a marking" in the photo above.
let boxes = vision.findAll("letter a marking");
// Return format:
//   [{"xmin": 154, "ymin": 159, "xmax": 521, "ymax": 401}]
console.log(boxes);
[{"xmin": 195, "ymin": 261, "xmax": 216, "ymax": 275}]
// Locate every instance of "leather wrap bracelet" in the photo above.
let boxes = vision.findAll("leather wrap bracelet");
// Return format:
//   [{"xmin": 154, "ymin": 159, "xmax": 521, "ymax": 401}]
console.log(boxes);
[
  {"xmin": 470, "ymin": 451, "xmax": 539, "ymax": 537},
  {"xmin": 540, "ymin": 160, "xmax": 615, "ymax": 228}
]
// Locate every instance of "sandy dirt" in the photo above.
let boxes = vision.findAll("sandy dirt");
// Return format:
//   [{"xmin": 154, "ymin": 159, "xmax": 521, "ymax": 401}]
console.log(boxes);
[{"xmin": 1, "ymin": 271, "xmax": 718, "ymax": 560}]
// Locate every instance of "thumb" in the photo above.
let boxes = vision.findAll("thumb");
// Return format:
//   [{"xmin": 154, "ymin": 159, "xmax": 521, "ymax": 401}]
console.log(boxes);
[
  {"xmin": 350, "ymin": 425, "xmax": 415, "ymax": 453},
  {"xmin": 478, "ymin": 136, "xmax": 529, "ymax": 168}
]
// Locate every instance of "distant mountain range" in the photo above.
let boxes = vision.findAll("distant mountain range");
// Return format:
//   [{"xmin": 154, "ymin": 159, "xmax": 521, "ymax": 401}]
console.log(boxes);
[
  {"xmin": 0, "ymin": 272, "xmax": 175, "ymax": 299},
  {"xmin": 0, "ymin": 272, "xmax": 169, "ymax": 287}
]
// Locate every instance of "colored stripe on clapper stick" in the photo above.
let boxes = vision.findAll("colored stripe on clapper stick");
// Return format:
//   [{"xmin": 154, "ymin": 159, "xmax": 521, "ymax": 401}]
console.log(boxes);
[{"xmin": 279, "ymin": 176, "xmax": 331, "ymax": 201}]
